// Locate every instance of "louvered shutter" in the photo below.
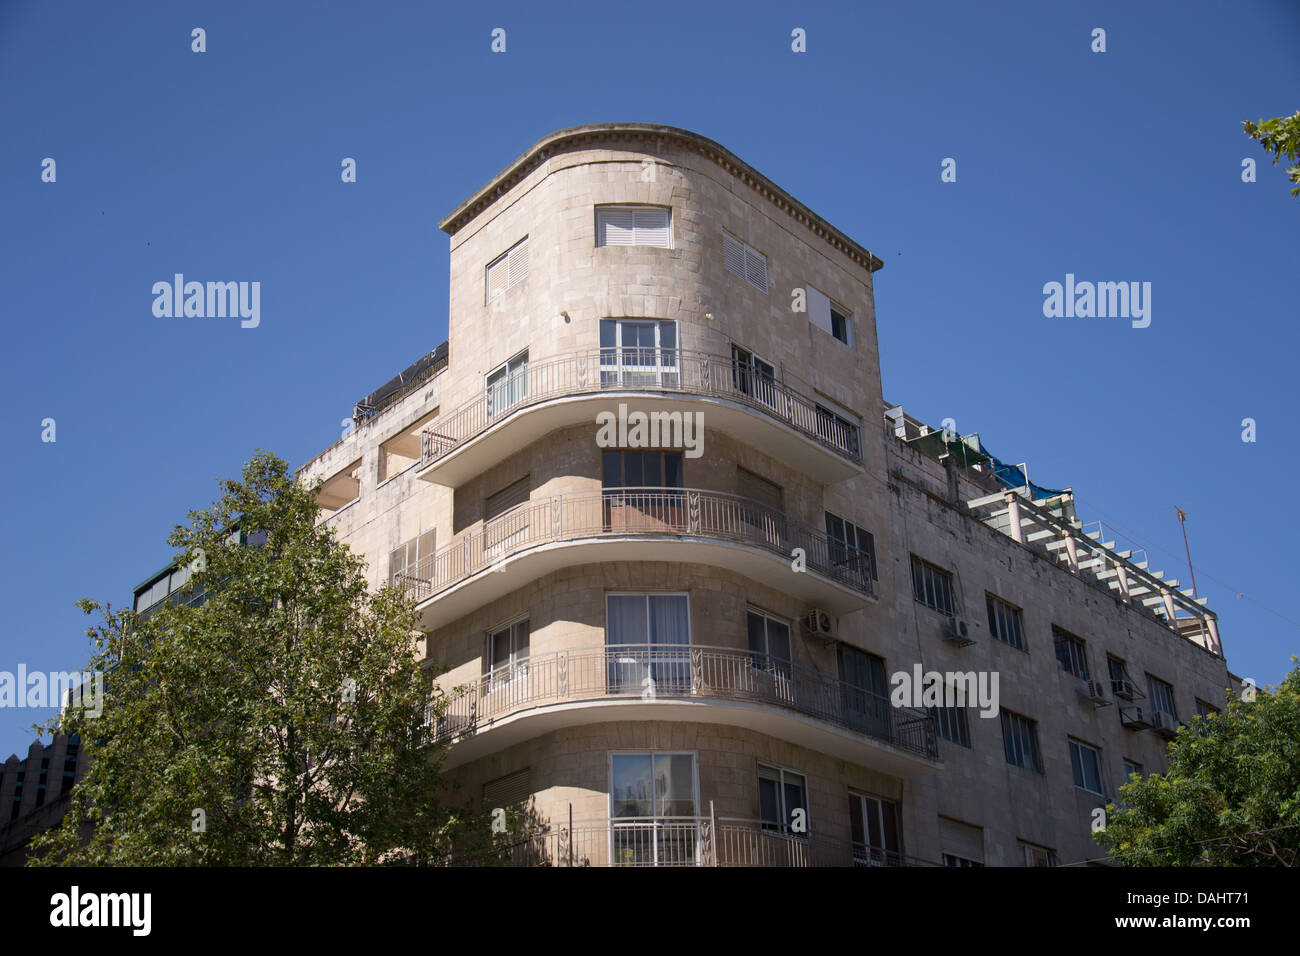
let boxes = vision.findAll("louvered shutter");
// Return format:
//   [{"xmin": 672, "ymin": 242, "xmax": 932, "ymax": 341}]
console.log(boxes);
[
  {"xmin": 486, "ymin": 254, "xmax": 509, "ymax": 300},
  {"xmin": 939, "ymin": 817, "xmax": 984, "ymax": 863},
  {"xmin": 485, "ymin": 476, "xmax": 530, "ymax": 521},
  {"xmin": 723, "ymin": 232, "xmax": 745, "ymax": 279},
  {"xmin": 507, "ymin": 238, "xmax": 529, "ymax": 287},
  {"xmin": 634, "ymin": 207, "xmax": 670, "ymax": 247},
  {"xmin": 744, "ymin": 246, "xmax": 768, "ymax": 292},
  {"xmin": 598, "ymin": 207, "xmax": 637, "ymax": 246},
  {"xmin": 482, "ymin": 768, "xmax": 532, "ymax": 810}
]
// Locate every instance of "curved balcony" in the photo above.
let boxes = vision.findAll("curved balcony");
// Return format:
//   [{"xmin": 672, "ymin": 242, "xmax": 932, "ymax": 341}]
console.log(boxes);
[
  {"xmin": 416, "ymin": 349, "xmax": 864, "ymax": 488},
  {"xmin": 450, "ymin": 816, "xmax": 940, "ymax": 867},
  {"xmin": 426, "ymin": 644, "xmax": 939, "ymax": 774},
  {"xmin": 398, "ymin": 487, "xmax": 878, "ymax": 628}
]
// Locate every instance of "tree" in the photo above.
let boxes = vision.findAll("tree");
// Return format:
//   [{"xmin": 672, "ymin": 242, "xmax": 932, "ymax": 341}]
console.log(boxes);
[
  {"xmin": 29, "ymin": 450, "xmax": 483, "ymax": 865},
  {"xmin": 1243, "ymin": 110, "xmax": 1300, "ymax": 197},
  {"xmin": 1095, "ymin": 662, "xmax": 1300, "ymax": 866}
]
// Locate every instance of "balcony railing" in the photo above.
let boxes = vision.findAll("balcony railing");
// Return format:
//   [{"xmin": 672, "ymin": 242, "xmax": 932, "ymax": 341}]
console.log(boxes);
[
  {"xmin": 444, "ymin": 815, "xmax": 938, "ymax": 867},
  {"xmin": 425, "ymin": 644, "xmax": 938, "ymax": 759},
  {"xmin": 418, "ymin": 348, "xmax": 863, "ymax": 467},
  {"xmin": 395, "ymin": 487, "xmax": 876, "ymax": 604}
]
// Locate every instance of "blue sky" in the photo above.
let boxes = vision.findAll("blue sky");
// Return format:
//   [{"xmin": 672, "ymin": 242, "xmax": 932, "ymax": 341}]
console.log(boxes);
[{"xmin": 1, "ymin": 0, "xmax": 1296, "ymax": 750}]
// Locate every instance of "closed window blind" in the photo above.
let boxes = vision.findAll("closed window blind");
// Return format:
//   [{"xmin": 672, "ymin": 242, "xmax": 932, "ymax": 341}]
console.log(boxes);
[
  {"xmin": 486, "ymin": 237, "xmax": 529, "ymax": 301},
  {"xmin": 482, "ymin": 768, "xmax": 532, "ymax": 810},
  {"xmin": 723, "ymin": 232, "xmax": 768, "ymax": 294},
  {"xmin": 597, "ymin": 205, "xmax": 671, "ymax": 247}
]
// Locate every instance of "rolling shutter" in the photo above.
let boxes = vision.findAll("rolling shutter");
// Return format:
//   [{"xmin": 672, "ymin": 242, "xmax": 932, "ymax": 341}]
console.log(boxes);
[
  {"xmin": 485, "ymin": 476, "xmax": 530, "ymax": 521},
  {"xmin": 482, "ymin": 768, "xmax": 532, "ymax": 810},
  {"xmin": 939, "ymin": 817, "xmax": 984, "ymax": 863}
]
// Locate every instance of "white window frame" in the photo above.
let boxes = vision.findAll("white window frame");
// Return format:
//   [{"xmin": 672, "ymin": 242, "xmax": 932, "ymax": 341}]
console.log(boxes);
[
  {"xmin": 607, "ymin": 751, "xmax": 700, "ymax": 866},
  {"xmin": 486, "ymin": 349, "xmax": 529, "ymax": 420},
  {"xmin": 1069, "ymin": 738, "xmax": 1105, "ymax": 795},
  {"xmin": 599, "ymin": 319, "xmax": 679, "ymax": 388},
  {"xmin": 757, "ymin": 763, "xmax": 808, "ymax": 837},
  {"xmin": 848, "ymin": 791, "xmax": 902, "ymax": 865},
  {"xmin": 596, "ymin": 204, "xmax": 672, "ymax": 248},
  {"xmin": 1019, "ymin": 841, "xmax": 1058, "ymax": 867},
  {"xmin": 730, "ymin": 343, "xmax": 778, "ymax": 409},
  {"xmin": 484, "ymin": 616, "xmax": 530, "ymax": 688}
]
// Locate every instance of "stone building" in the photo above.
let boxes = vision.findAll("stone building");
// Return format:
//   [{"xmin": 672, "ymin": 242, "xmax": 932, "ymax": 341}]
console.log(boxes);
[{"xmin": 292, "ymin": 121, "xmax": 1233, "ymax": 867}]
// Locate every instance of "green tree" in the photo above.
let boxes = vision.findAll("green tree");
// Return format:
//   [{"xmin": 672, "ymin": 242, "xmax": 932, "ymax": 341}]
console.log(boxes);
[
  {"xmin": 1095, "ymin": 663, "xmax": 1300, "ymax": 866},
  {"xmin": 29, "ymin": 450, "xmax": 483, "ymax": 865},
  {"xmin": 1243, "ymin": 110, "xmax": 1300, "ymax": 197}
]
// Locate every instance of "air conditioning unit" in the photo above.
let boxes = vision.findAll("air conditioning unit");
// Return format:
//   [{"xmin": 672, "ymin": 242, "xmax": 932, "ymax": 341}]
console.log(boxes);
[
  {"xmin": 804, "ymin": 609, "xmax": 835, "ymax": 640},
  {"xmin": 943, "ymin": 617, "xmax": 975, "ymax": 647},
  {"xmin": 1150, "ymin": 711, "xmax": 1180, "ymax": 739},
  {"xmin": 1079, "ymin": 680, "xmax": 1111, "ymax": 707},
  {"xmin": 1110, "ymin": 679, "xmax": 1138, "ymax": 700},
  {"xmin": 1119, "ymin": 705, "xmax": 1153, "ymax": 730}
]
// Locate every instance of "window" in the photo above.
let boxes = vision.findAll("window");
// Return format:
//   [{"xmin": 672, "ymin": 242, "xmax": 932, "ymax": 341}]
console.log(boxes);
[
  {"xmin": 485, "ymin": 237, "xmax": 528, "ymax": 302},
  {"xmin": 929, "ymin": 704, "xmax": 972, "ymax": 748},
  {"xmin": 602, "ymin": 450, "xmax": 684, "ymax": 491},
  {"xmin": 1107, "ymin": 655, "xmax": 1139, "ymax": 698},
  {"xmin": 483, "ymin": 617, "xmax": 530, "ymax": 688},
  {"xmin": 758, "ymin": 765, "xmax": 807, "ymax": 835},
  {"xmin": 939, "ymin": 817, "xmax": 984, "ymax": 867},
  {"xmin": 1121, "ymin": 759, "xmax": 1144, "ymax": 782},
  {"xmin": 838, "ymin": 643, "xmax": 889, "ymax": 737},
  {"xmin": 610, "ymin": 752, "xmax": 698, "ymax": 866},
  {"xmin": 482, "ymin": 768, "xmax": 531, "ymax": 811},
  {"xmin": 1069, "ymin": 739, "xmax": 1105, "ymax": 795},
  {"xmin": 599, "ymin": 319, "xmax": 678, "ymax": 387},
  {"xmin": 1195, "ymin": 698, "xmax": 1220, "ymax": 717},
  {"xmin": 826, "ymin": 512, "xmax": 877, "ymax": 581},
  {"xmin": 723, "ymin": 232, "xmax": 769, "ymax": 294},
  {"xmin": 986, "ymin": 594, "xmax": 1026, "ymax": 650},
  {"xmin": 1053, "ymin": 626, "xmax": 1090, "ymax": 680},
  {"xmin": 911, "ymin": 556, "xmax": 955, "ymax": 616},
  {"xmin": 747, "ymin": 610, "xmax": 792, "ymax": 676},
  {"xmin": 731, "ymin": 344, "xmax": 777, "ymax": 407},
  {"xmin": 606, "ymin": 593, "xmax": 691, "ymax": 694},
  {"xmin": 1019, "ymin": 841, "xmax": 1058, "ymax": 867},
  {"xmin": 388, "ymin": 529, "xmax": 436, "ymax": 585},
  {"xmin": 1146, "ymin": 675, "xmax": 1178, "ymax": 721},
  {"xmin": 849, "ymin": 793, "xmax": 901, "ymax": 865},
  {"xmin": 806, "ymin": 285, "xmax": 854, "ymax": 347},
  {"xmin": 486, "ymin": 349, "xmax": 529, "ymax": 419},
  {"xmin": 1001, "ymin": 710, "xmax": 1043, "ymax": 772},
  {"xmin": 596, "ymin": 205, "xmax": 671, "ymax": 247},
  {"xmin": 814, "ymin": 403, "xmax": 861, "ymax": 458}
]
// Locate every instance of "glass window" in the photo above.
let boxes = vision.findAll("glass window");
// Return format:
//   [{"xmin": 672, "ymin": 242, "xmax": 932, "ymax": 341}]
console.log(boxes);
[
  {"xmin": 986, "ymin": 594, "xmax": 1026, "ymax": 650},
  {"xmin": 1069, "ymin": 739, "xmax": 1105, "ymax": 794},
  {"xmin": 1001, "ymin": 711, "xmax": 1043, "ymax": 772},
  {"xmin": 599, "ymin": 319, "xmax": 679, "ymax": 387},
  {"xmin": 929, "ymin": 705, "xmax": 972, "ymax": 748},
  {"xmin": 849, "ymin": 792, "xmax": 901, "ymax": 865},
  {"xmin": 486, "ymin": 349, "xmax": 529, "ymax": 419},
  {"xmin": 484, "ymin": 618, "xmax": 529, "ymax": 687},
  {"xmin": 758, "ymin": 765, "xmax": 807, "ymax": 835},
  {"xmin": 1019, "ymin": 842, "xmax": 1057, "ymax": 867},
  {"xmin": 1146, "ymin": 675, "xmax": 1178, "ymax": 720},
  {"xmin": 609, "ymin": 752, "xmax": 698, "ymax": 866},
  {"xmin": 911, "ymin": 556, "xmax": 955, "ymax": 616},
  {"xmin": 826, "ymin": 511, "xmax": 877, "ymax": 581},
  {"xmin": 1053, "ymin": 627, "xmax": 1090, "ymax": 680},
  {"xmin": 606, "ymin": 593, "xmax": 691, "ymax": 694}
]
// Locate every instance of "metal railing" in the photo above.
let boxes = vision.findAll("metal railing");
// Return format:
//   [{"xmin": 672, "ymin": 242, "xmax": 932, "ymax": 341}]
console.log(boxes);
[
  {"xmin": 444, "ymin": 815, "xmax": 938, "ymax": 867},
  {"xmin": 425, "ymin": 643, "xmax": 938, "ymax": 759},
  {"xmin": 395, "ymin": 486, "xmax": 877, "ymax": 603},
  {"xmin": 418, "ymin": 348, "xmax": 863, "ymax": 466}
]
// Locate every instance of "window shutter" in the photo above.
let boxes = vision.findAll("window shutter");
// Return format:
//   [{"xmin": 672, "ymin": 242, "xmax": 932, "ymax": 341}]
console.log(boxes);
[
  {"xmin": 634, "ymin": 207, "xmax": 670, "ymax": 247},
  {"xmin": 482, "ymin": 768, "xmax": 532, "ymax": 810},
  {"xmin": 723, "ymin": 232, "xmax": 745, "ymax": 279},
  {"xmin": 807, "ymin": 286, "xmax": 833, "ymax": 334},
  {"xmin": 939, "ymin": 817, "xmax": 984, "ymax": 863},
  {"xmin": 744, "ymin": 246, "xmax": 768, "ymax": 292},
  {"xmin": 507, "ymin": 238, "xmax": 529, "ymax": 287},
  {"xmin": 486, "ymin": 255, "xmax": 508, "ymax": 300},
  {"xmin": 486, "ymin": 476, "xmax": 530, "ymax": 521},
  {"xmin": 598, "ymin": 207, "xmax": 637, "ymax": 246}
]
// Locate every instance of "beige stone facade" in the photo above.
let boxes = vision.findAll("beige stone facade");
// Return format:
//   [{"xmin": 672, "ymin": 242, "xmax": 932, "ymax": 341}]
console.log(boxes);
[{"xmin": 297, "ymin": 124, "xmax": 1231, "ymax": 867}]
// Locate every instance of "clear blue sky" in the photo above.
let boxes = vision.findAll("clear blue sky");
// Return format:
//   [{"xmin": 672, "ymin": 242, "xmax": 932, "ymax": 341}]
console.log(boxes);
[{"xmin": 1, "ymin": 0, "xmax": 1296, "ymax": 751}]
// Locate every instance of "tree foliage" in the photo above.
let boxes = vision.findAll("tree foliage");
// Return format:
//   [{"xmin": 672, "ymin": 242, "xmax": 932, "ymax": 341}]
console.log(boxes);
[
  {"xmin": 1095, "ymin": 662, "xmax": 1300, "ymax": 866},
  {"xmin": 1243, "ymin": 110, "xmax": 1300, "ymax": 197},
  {"xmin": 30, "ymin": 451, "xmax": 483, "ymax": 865}
]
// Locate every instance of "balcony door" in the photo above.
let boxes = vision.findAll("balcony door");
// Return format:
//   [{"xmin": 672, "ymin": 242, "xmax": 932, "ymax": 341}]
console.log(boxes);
[
  {"xmin": 849, "ymin": 792, "xmax": 902, "ymax": 866},
  {"xmin": 731, "ymin": 344, "xmax": 778, "ymax": 409},
  {"xmin": 600, "ymin": 319, "xmax": 679, "ymax": 388},
  {"xmin": 609, "ymin": 752, "xmax": 698, "ymax": 866},
  {"xmin": 486, "ymin": 350, "xmax": 529, "ymax": 421},
  {"xmin": 747, "ymin": 610, "xmax": 793, "ymax": 705},
  {"xmin": 602, "ymin": 450, "xmax": 684, "ymax": 533},
  {"xmin": 838, "ymin": 643, "xmax": 889, "ymax": 739},
  {"xmin": 606, "ymin": 593, "xmax": 691, "ymax": 697}
]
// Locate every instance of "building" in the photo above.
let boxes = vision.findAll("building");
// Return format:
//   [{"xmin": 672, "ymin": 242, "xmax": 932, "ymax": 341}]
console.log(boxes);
[
  {"xmin": 293, "ymin": 122, "xmax": 1230, "ymax": 866},
  {"xmin": 0, "ymin": 734, "xmax": 87, "ymax": 866}
]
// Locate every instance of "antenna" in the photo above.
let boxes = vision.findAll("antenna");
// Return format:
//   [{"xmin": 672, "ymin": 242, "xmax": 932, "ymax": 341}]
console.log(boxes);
[{"xmin": 1176, "ymin": 508, "xmax": 1198, "ymax": 598}]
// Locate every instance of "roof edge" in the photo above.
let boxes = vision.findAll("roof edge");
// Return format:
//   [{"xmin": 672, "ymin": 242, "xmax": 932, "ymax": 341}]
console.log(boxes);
[{"xmin": 439, "ymin": 123, "xmax": 885, "ymax": 273}]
